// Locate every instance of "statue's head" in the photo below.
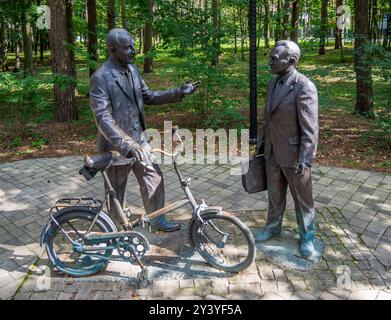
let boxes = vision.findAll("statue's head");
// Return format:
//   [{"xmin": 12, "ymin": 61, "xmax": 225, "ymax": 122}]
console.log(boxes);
[
  {"xmin": 269, "ymin": 40, "xmax": 301, "ymax": 75},
  {"xmin": 105, "ymin": 28, "xmax": 136, "ymax": 65}
]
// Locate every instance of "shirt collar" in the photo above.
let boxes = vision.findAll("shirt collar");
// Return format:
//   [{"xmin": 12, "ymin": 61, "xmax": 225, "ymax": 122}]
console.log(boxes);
[
  {"xmin": 278, "ymin": 69, "xmax": 295, "ymax": 84},
  {"xmin": 108, "ymin": 56, "xmax": 129, "ymax": 75}
]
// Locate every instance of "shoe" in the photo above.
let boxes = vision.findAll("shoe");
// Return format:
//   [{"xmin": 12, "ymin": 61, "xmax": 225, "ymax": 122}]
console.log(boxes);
[
  {"xmin": 300, "ymin": 239, "xmax": 315, "ymax": 257},
  {"xmin": 254, "ymin": 228, "xmax": 280, "ymax": 242},
  {"xmin": 151, "ymin": 216, "xmax": 180, "ymax": 232}
]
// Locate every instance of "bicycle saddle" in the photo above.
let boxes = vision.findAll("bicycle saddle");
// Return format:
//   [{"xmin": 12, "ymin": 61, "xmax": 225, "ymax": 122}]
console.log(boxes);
[
  {"xmin": 79, "ymin": 152, "xmax": 116, "ymax": 181},
  {"xmin": 84, "ymin": 152, "xmax": 114, "ymax": 171}
]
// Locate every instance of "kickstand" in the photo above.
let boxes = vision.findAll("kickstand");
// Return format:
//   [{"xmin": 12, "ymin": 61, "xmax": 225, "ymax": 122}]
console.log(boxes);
[
  {"xmin": 136, "ymin": 267, "xmax": 150, "ymax": 288},
  {"xmin": 128, "ymin": 244, "xmax": 150, "ymax": 288}
]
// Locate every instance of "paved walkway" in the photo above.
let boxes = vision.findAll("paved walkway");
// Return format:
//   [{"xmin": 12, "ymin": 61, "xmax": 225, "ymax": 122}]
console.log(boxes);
[{"xmin": 0, "ymin": 156, "xmax": 390, "ymax": 300}]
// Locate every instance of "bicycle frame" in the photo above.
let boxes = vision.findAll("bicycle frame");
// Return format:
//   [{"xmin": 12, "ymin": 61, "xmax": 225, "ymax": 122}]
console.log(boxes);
[{"xmin": 98, "ymin": 156, "xmax": 201, "ymax": 232}]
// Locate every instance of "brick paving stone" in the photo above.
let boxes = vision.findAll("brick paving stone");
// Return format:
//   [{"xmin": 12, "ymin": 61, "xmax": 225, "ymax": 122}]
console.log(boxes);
[
  {"xmin": 179, "ymin": 279, "xmax": 194, "ymax": 288},
  {"xmin": 348, "ymin": 290, "xmax": 379, "ymax": 300},
  {"xmin": 228, "ymin": 275, "xmax": 244, "ymax": 284},
  {"xmin": 57, "ymin": 292, "xmax": 75, "ymax": 300},
  {"xmin": 205, "ymin": 294, "xmax": 228, "ymax": 300},
  {"xmin": 260, "ymin": 292, "xmax": 284, "ymax": 300},
  {"xmin": 277, "ymin": 281, "xmax": 293, "ymax": 292},
  {"xmin": 176, "ymin": 287, "xmax": 195, "ymax": 296},
  {"xmin": 272, "ymin": 269, "xmax": 287, "ymax": 281},
  {"xmin": 319, "ymin": 289, "xmax": 348, "ymax": 300},
  {"xmin": 241, "ymin": 273, "xmax": 261, "ymax": 284},
  {"xmin": 376, "ymin": 290, "xmax": 391, "ymax": 300},
  {"xmin": 228, "ymin": 293, "xmax": 252, "ymax": 300},
  {"xmin": 257, "ymin": 265, "xmax": 275, "ymax": 280},
  {"xmin": 260, "ymin": 280, "xmax": 278, "ymax": 292},
  {"xmin": 13, "ymin": 292, "xmax": 32, "ymax": 300}
]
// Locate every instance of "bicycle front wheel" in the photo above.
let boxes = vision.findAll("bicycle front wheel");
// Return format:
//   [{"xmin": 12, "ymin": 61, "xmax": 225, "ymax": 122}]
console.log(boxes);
[{"xmin": 188, "ymin": 210, "xmax": 255, "ymax": 273}]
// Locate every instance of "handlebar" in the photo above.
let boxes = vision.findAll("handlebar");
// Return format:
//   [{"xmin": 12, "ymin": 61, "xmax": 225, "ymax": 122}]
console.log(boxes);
[
  {"xmin": 151, "ymin": 126, "xmax": 183, "ymax": 159},
  {"xmin": 83, "ymin": 126, "xmax": 183, "ymax": 171}
]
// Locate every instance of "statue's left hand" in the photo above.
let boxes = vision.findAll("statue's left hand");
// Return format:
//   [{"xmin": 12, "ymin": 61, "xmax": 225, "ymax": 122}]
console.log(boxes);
[
  {"xmin": 181, "ymin": 80, "xmax": 200, "ymax": 96},
  {"xmin": 295, "ymin": 162, "xmax": 310, "ymax": 176}
]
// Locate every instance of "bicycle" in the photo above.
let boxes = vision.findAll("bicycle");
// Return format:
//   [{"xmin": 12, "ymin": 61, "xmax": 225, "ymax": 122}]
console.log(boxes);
[{"xmin": 40, "ymin": 127, "xmax": 255, "ymax": 280}]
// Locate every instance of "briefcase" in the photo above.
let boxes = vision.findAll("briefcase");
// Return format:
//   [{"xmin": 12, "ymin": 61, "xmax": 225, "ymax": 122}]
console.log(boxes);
[{"xmin": 241, "ymin": 154, "xmax": 267, "ymax": 194}]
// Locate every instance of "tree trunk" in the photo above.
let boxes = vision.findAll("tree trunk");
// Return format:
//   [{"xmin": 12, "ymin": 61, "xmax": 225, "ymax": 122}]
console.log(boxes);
[
  {"xmin": 319, "ymin": 0, "xmax": 328, "ymax": 55},
  {"xmin": 335, "ymin": 0, "xmax": 343, "ymax": 49},
  {"xmin": 383, "ymin": 14, "xmax": 391, "ymax": 49},
  {"xmin": 21, "ymin": 7, "xmax": 36, "ymax": 75},
  {"xmin": 211, "ymin": 0, "xmax": 220, "ymax": 66},
  {"xmin": 354, "ymin": 0, "xmax": 374, "ymax": 116},
  {"xmin": 47, "ymin": 0, "xmax": 77, "ymax": 122},
  {"xmin": 87, "ymin": 0, "xmax": 98, "ymax": 77},
  {"xmin": 264, "ymin": 0, "xmax": 270, "ymax": 48},
  {"xmin": 0, "ymin": 21, "xmax": 9, "ymax": 71},
  {"xmin": 121, "ymin": 0, "xmax": 128, "ymax": 30},
  {"xmin": 65, "ymin": 0, "xmax": 77, "ymax": 86},
  {"xmin": 39, "ymin": 30, "xmax": 45, "ymax": 62},
  {"xmin": 14, "ymin": 24, "xmax": 21, "ymax": 72},
  {"xmin": 239, "ymin": 6, "xmax": 245, "ymax": 61},
  {"xmin": 138, "ymin": 28, "xmax": 143, "ymax": 53},
  {"xmin": 107, "ymin": 0, "xmax": 115, "ymax": 31},
  {"xmin": 34, "ymin": 28, "xmax": 38, "ymax": 57},
  {"xmin": 290, "ymin": 0, "xmax": 299, "ymax": 43},
  {"xmin": 257, "ymin": 5, "xmax": 262, "ymax": 49},
  {"xmin": 143, "ymin": 0, "xmax": 153, "ymax": 73},
  {"xmin": 275, "ymin": 0, "xmax": 282, "ymax": 42},
  {"xmin": 281, "ymin": 0, "xmax": 290, "ymax": 40},
  {"xmin": 370, "ymin": 0, "xmax": 379, "ymax": 43},
  {"xmin": 233, "ymin": 6, "xmax": 237, "ymax": 53}
]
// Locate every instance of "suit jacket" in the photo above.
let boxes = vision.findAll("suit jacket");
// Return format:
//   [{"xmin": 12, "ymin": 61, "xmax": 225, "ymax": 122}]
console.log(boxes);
[
  {"xmin": 89, "ymin": 57, "xmax": 183, "ymax": 158},
  {"xmin": 257, "ymin": 70, "xmax": 319, "ymax": 168}
]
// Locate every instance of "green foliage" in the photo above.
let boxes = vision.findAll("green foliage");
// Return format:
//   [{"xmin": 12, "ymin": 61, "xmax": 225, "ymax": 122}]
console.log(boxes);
[
  {"xmin": 10, "ymin": 136, "xmax": 22, "ymax": 148},
  {"xmin": 371, "ymin": 44, "xmax": 391, "ymax": 83},
  {"xmin": 174, "ymin": 54, "xmax": 247, "ymax": 129},
  {"xmin": 31, "ymin": 138, "xmax": 49, "ymax": 148},
  {"xmin": 0, "ymin": 72, "xmax": 49, "ymax": 134}
]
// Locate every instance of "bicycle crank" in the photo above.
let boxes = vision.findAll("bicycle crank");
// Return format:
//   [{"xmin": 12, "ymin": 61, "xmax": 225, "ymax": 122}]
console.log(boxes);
[{"xmin": 116, "ymin": 231, "xmax": 150, "ymax": 263}]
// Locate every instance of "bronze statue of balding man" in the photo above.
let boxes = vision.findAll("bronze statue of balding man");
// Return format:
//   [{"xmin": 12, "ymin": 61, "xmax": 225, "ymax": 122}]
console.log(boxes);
[
  {"xmin": 255, "ymin": 40, "xmax": 319, "ymax": 257},
  {"xmin": 89, "ymin": 28, "xmax": 198, "ymax": 232}
]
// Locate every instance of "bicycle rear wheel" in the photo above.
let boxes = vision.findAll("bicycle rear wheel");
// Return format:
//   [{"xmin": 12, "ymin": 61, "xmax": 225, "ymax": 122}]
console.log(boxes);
[
  {"xmin": 44, "ymin": 209, "xmax": 115, "ymax": 277},
  {"xmin": 188, "ymin": 210, "xmax": 255, "ymax": 273}
]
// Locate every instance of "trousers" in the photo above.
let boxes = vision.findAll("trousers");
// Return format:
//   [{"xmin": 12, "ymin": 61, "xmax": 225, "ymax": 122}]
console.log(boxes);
[
  {"xmin": 104, "ymin": 158, "xmax": 165, "ymax": 227},
  {"xmin": 265, "ymin": 152, "xmax": 316, "ymax": 241}
]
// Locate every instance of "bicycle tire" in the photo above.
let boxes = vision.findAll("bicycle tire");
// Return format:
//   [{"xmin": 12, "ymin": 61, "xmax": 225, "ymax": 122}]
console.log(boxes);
[
  {"xmin": 187, "ymin": 210, "xmax": 255, "ymax": 273},
  {"xmin": 44, "ymin": 209, "xmax": 115, "ymax": 277}
]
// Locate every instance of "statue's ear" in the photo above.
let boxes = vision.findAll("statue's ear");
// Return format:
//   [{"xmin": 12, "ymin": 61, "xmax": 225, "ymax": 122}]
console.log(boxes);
[{"xmin": 289, "ymin": 57, "xmax": 296, "ymax": 65}]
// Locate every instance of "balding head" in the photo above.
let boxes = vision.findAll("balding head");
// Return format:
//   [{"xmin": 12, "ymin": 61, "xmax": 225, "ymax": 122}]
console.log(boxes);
[
  {"xmin": 269, "ymin": 40, "xmax": 301, "ymax": 75},
  {"xmin": 105, "ymin": 28, "xmax": 135, "ymax": 53},
  {"xmin": 274, "ymin": 40, "xmax": 301, "ymax": 66},
  {"xmin": 105, "ymin": 28, "xmax": 136, "ymax": 66}
]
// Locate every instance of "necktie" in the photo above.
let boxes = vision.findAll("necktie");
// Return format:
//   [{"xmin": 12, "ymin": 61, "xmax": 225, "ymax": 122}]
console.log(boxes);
[{"xmin": 269, "ymin": 77, "xmax": 284, "ymax": 112}]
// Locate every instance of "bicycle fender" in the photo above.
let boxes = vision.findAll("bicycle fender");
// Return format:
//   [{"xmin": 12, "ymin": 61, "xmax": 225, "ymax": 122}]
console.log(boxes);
[
  {"xmin": 186, "ymin": 206, "xmax": 223, "ymax": 248},
  {"xmin": 40, "ymin": 207, "xmax": 118, "ymax": 247}
]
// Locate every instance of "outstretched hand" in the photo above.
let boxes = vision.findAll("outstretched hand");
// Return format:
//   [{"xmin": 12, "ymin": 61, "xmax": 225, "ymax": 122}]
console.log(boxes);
[{"xmin": 181, "ymin": 80, "xmax": 200, "ymax": 96}]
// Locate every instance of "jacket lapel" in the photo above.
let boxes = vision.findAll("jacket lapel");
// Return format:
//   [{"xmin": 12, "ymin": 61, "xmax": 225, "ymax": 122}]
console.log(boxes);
[
  {"xmin": 128, "ymin": 65, "xmax": 142, "ymax": 110},
  {"xmin": 269, "ymin": 70, "xmax": 298, "ymax": 114},
  {"xmin": 128, "ymin": 65, "xmax": 145, "ymax": 123},
  {"xmin": 266, "ymin": 76, "xmax": 278, "ymax": 113},
  {"xmin": 107, "ymin": 59, "xmax": 133, "ymax": 101}
]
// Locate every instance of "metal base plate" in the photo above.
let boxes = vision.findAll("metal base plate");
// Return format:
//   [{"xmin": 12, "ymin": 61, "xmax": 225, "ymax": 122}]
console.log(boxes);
[{"xmin": 255, "ymin": 230, "xmax": 324, "ymax": 271}]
